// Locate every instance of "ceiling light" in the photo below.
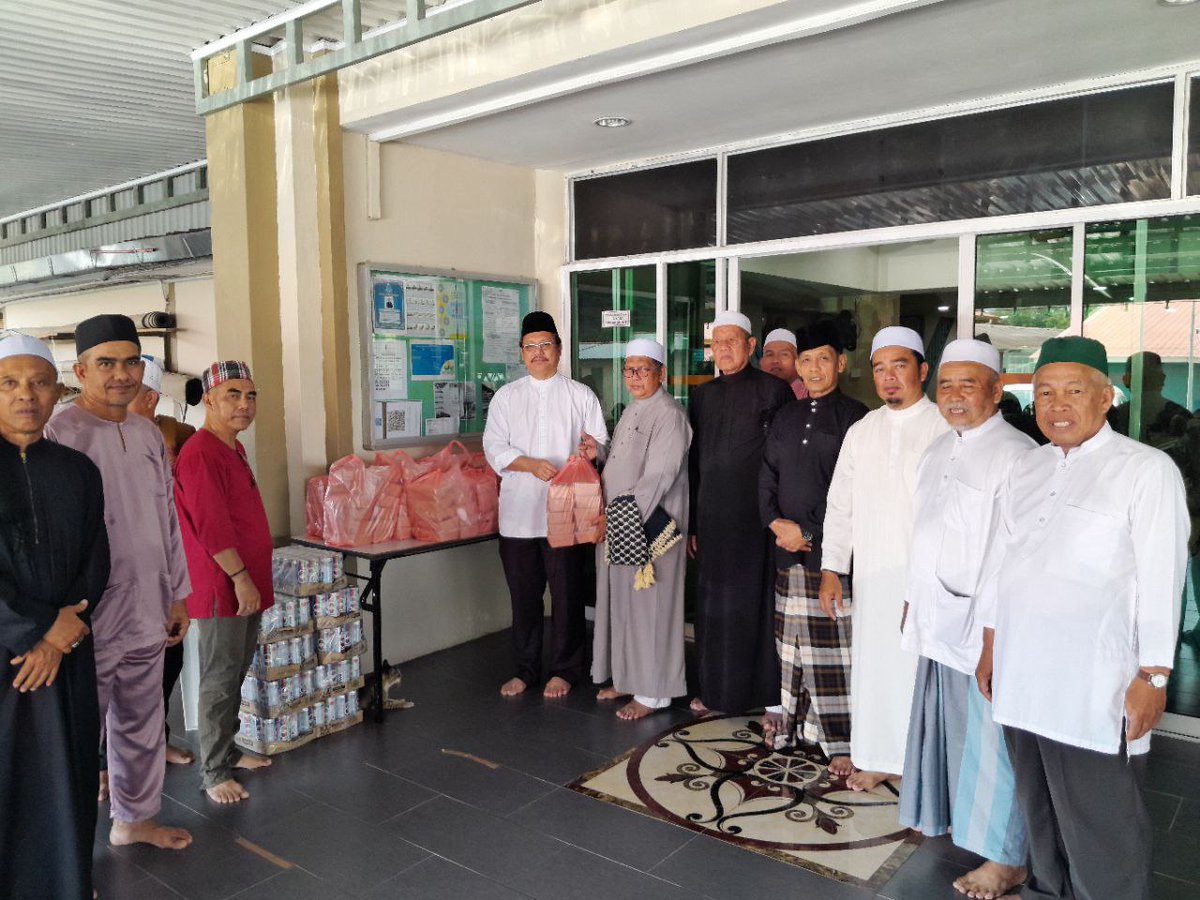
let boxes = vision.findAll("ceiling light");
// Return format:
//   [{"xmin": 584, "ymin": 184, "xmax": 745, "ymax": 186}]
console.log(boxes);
[
  {"xmin": 594, "ymin": 116, "xmax": 631, "ymax": 128},
  {"xmin": 1158, "ymin": 0, "xmax": 1200, "ymax": 6},
  {"xmin": 937, "ymin": 305, "xmax": 951, "ymax": 312}
]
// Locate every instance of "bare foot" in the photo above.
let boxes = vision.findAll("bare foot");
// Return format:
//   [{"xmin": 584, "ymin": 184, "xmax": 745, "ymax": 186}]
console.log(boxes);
[
  {"xmin": 98, "ymin": 770, "xmax": 109, "ymax": 803},
  {"xmin": 206, "ymin": 779, "xmax": 250, "ymax": 805},
  {"xmin": 597, "ymin": 687, "xmax": 626, "ymax": 702},
  {"xmin": 689, "ymin": 697, "xmax": 711, "ymax": 714},
  {"xmin": 500, "ymin": 677, "xmax": 528, "ymax": 697},
  {"xmin": 165, "ymin": 744, "xmax": 194, "ymax": 766},
  {"xmin": 846, "ymin": 769, "xmax": 896, "ymax": 792},
  {"xmin": 543, "ymin": 676, "xmax": 571, "ymax": 698},
  {"xmin": 109, "ymin": 819, "xmax": 193, "ymax": 850},
  {"xmin": 760, "ymin": 710, "xmax": 782, "ymax": 745},
  {"xmin": 827, "ymin": 755, "xmax": 856, "ymax": 778},
  {"xmin": 234, "ymin": 753, "xmax": 272, "ymax": 771},
  {"xmin": 617, "ymin": 699, "xmax": 654, "ymax": 720},
  {"xmin": 954, "ymin": 861, "xmax": 1027, "ymax": 899}
]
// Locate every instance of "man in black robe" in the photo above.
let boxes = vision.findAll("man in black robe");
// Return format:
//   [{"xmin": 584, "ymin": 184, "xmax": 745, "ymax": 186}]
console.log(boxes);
[
  {"xmin": 0, "ymin": 334, "xmax": 110, "ymax": 900},
  {"xmin": 688, "ymin": 311, "xmax": 793, "ymax": 714}
]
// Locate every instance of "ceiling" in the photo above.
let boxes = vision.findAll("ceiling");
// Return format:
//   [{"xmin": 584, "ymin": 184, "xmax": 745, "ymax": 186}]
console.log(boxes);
[
  {"xmin": 2, "ymin": 0, "xmax": 1199, "ymax": 225},
  {"xmin": 0, "ymin": 0, "xmax": 404, "ymax": 220},
  {"xmin": 390, "ymin": 0, "xmax": 1200, "ymax": 172}
]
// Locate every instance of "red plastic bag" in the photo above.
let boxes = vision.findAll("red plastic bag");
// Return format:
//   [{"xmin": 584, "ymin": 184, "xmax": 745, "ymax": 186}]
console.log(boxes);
[
  {"xmin": 462, "ymin": 451, "xmax": 500, "ymax": 536},
  {"xmin": 372, "ymin": 450, "xmax": 414, "ymax": 541},
  {"xmin": 547, "ymin": 455, "xmax": 604, "ymax": 548},
  {"xmin": 322, "ymin": 455, "xmax": 368, "ymax": 547},
  {"xmin": 408, "ymin": 441, "xmax": 475, "ymax": 543},
  {"xmin": 305, "ymin": 476, "xmax": 329, "ymax": 540}
]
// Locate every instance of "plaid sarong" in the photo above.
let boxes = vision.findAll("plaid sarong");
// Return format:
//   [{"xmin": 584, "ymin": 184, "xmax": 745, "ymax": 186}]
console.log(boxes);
[{"xmin": 773, "ymin": 565, "xmax": 852, "ymax": 757}]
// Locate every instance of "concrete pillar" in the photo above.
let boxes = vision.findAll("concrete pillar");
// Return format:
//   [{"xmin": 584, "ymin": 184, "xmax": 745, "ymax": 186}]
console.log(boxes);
[{"xmin": 205, "ymin": 48, "xmax": 290, "ymax": 536}]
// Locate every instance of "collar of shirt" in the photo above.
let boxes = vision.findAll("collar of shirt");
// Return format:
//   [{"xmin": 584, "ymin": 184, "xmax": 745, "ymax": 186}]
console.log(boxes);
[
  {"xmin": 1042, "ymin": 420, "xmax": 1114, "ymax": 464},
  {"xmin": 953, "ymin": 409, "xmax": 1005, "ymax": 444},
  {"xmin": 883, "ymin": 394, "xmax": 934, "ymax": 421}
]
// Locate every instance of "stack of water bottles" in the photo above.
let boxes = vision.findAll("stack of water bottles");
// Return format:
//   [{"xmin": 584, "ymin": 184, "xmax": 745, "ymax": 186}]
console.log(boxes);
[{"xmin": 236, "ymin": 546, "xmax": 364, "ymax": 755}]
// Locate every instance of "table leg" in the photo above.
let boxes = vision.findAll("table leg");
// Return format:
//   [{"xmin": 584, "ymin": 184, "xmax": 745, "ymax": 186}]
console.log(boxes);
[{"xmin": 369, "ymin": 559, "xmax": 385, "ymax": 723}]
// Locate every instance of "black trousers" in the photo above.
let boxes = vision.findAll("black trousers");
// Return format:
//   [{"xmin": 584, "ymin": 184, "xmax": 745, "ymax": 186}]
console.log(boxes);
[
  {"xmin": 1003, "ymin": 727, "xmax": 1152, "ymax": 900},
  {"xmin": 499, "ymin": 537, "xmax": 588, "ymax": 687},
  {"xmin": 162, "ymin": 640, "xmax": 185, "ymax": 741}
]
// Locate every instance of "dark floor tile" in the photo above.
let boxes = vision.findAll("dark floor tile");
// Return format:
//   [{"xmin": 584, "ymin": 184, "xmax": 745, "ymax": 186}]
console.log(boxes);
[
  {"xmin": 501, "ymin": 702, "xmax": 691, "ymax": 761},
  {"xmin": 877, "ymin": 847, "xmax": 972, "ymax": 900},
  {"xmin": 509, "ymin": 786, "xmax": 693, "ymax": 871},
  {"xmin": 1171, "ymin": 797, "xmax": 1200, "ymax": 838},
  {"xmin": 1152, "ymin": 872, "xmax": 1200, "ymax": 900},
  {"xmin": 427, "ymin": 719, "xmax": 610, "ymax": 785},
  {"xmin": 91, "ymin": 845, "xmax": 152, "ymax": 896},
  {"xmin": 650, "ymin": 833, "xmax": 873, "ymax": 899},
  {"xmin": 1147, "ymin": 789, "xmax": 1183, "ymax": 830},
  {"xmin": 247, "ymin": 802, "xmax": 429, "ymax": 895},
  {"xmin": 112, "ymin": 876, "xmax": 187, "ymax": 899},
  {"xmin": 1151, "ymin": 736, "xmax": 1200, "ymax": 771},
  {"xmin": 373, "ymin": 742, "xmax": 557, "ymax": 815},
  {"xmin": 166, "ymin": 764, "xmax": 318, "ymax": 834},
  {"xmin": 291, "ymin": 760, "xmax": 437, "ymax": 824},
  {"xmin": 1148, "ymin": 759, "xmax": 1200, "ymax": 801},
  {"xmin": 113, "ymin": 797, "xmax": 281, "ymax": 900},
  {"xmin": 1154, "ymin": 827, "xmax": 1200, "ymax": 883},
  {"xmin": 507, "ymin": 843, "xmax": 704, "ymax": 900},
  {"xmin": 386, "ymin": 795, "xmax": 564, "ymax": 885},
  {"xmin": 365, "ymin": 856, "xmax": 533, "ymax": 900},
  {"xmin": 903, "ymin": 834, "xmax": 980, "ymax": 871},
  {"xmin": 227, "ymin": 867, "xmax": 357, "ymax": 900}
]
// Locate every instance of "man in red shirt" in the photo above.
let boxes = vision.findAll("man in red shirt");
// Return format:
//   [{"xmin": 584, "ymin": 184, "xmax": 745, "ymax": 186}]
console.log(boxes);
[{"xmin": 174, "ymin": 361, "xmax": 274, "ymax": 804}]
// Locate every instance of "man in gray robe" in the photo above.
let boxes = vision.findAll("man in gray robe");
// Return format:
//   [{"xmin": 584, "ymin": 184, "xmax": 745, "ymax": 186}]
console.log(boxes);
[{"xmin": 593, "ymin": 339, "xmax": 691, "ymax": 720}]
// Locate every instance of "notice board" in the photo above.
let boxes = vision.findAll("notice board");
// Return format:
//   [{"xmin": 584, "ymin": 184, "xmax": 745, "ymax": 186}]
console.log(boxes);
[{"xmin": 358, "ymin": 263, "xmax": 536, "ymax": 449}]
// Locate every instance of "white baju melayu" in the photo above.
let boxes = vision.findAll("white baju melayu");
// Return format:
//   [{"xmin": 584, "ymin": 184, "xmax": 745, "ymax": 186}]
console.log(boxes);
[
  {"xmin": 483, "ymin": 373, "xmax": 609, "ymax": 539},
  {"xmin": 821, "ymin": 395, "xmax": 950, "ymax": 774},
  {"xmin": 976, "ymin": 422, "xmax": 1186, "ymax": 755},
  {"xmin": 898, "ymin": 412, "xmax": 1034, "ymax": 865}
]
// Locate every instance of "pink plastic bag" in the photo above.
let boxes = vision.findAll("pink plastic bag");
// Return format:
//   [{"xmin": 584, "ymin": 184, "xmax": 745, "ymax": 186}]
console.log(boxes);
[
  {"xmin": 305, "ymin": 476, "xmax": 329, "ymax": 540},
  {"xmin": 408, "ymin": 441, "xmax": 475, "ymax": 543},
  {"xmin": 322, "ymin": 455, "xmax": 369, "ymax": 547},
  {"xmin": 546, "ymin": 455, "xmax": 604, "ymax": 548},
  {"xmin": 462, "ymin": 451, "xmax": 499, "ymax": 536}
]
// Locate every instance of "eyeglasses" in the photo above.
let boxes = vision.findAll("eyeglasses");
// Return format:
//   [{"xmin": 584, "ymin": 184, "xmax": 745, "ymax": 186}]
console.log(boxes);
[
  {"xmin": 521, "ymin": 341, "xmax": 557, "ymax": 353},
  {"xmin": 622, "ymin": 366, "xmax": 658, "ymax": 379}
]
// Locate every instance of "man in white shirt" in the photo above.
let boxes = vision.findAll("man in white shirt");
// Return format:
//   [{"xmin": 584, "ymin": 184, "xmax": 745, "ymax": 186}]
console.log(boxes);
[
  {"xmin": 820, "ymin": 326, "xmax": 950, "ymax": 792},
  {"xmin": 976, "ymin": 336, "xmax": 1187, "ymax": 900},
  {"xmin": 899, "ymin": 339, "xmax": 1032, "ymax": 900},
  {"xmin": 483, "ymin": 311, "xmax": 608, "ymax": 699}
]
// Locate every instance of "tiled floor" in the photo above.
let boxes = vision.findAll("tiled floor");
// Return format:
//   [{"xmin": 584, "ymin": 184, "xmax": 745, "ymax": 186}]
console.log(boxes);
[{"xmin": 95, "ymin": 628, "xmax": 1200, "ymax": 899}]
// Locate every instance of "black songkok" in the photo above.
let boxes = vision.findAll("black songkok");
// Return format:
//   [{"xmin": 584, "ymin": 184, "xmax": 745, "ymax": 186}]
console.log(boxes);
[
  {"xmin": 796, "ymin": 320, "xmax": 844, "ymax": 355},
  {"xmin": 75, "ymin": 314, "xmax": 141, "ymax": 356},
  {"xmin": 520, "ymin": 311, "xmax": 559, "ymax": 339}
]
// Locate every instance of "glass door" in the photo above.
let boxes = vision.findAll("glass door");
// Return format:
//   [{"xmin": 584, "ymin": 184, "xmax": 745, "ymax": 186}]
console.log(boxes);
[
  {"xmin": 571, "ymin": 267, "xmax": 656, "ymax": 434},
  {"xmin": 1079, "ymin": 215, "xmax": 1200, "ymax": 734}
]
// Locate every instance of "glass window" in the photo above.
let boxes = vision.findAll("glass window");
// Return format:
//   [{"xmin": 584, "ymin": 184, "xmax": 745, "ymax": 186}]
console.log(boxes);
[
  {"xmin": 573, "ymin": 159, "xmax": 718, "ymax": 260},
  {"xmin": 571, "ymin": 267, "xmax": 656, "ymax": 432},
  {"xmin": 973, "ymin": 228, "xmax": 1072, "ymax": 440},
  {"xmin": 1080, "ymin": 214, "xmax": 1200, "ymax": 720},
  {"xmin": 1190, "ymin": 75, "xmax": 1200, "ymax": 197},
  {"xmin": 728, "ymin": 83, "xmax": 1175, "ymax": 243},
  {"xmin": 665, "ymin": 261, "xmax": 717, "ymax": 411}
]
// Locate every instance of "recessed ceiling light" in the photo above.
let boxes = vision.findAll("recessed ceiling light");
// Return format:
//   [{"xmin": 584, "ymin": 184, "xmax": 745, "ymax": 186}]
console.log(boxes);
[
  {"xmin": 937, "ymin": 305, "xmax": 951, "ymax": 312},
  {"xmin": 1159, "ymin": 0, "xmax": 1199, "ymax": 6},
  {"xmin": 594, "ymin": 116, "xmax": 631, "ymax": 128}
]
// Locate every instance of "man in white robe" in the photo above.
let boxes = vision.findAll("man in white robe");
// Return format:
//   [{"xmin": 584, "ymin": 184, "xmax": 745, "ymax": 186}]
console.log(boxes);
[
  {"xmin": 593, "ymin": 339, "xmax": 690, "ymax": 720},
  {"xmin": 976, "ymin": 336, "xmax": 1187, "ymax": 900},
  {"xmin": 820, "ymin": 325, "xmax": 949, "ymax": 791},
  {"xmin": 899, "ymin": 339, "xmax": 1032, "ymax": 899}
]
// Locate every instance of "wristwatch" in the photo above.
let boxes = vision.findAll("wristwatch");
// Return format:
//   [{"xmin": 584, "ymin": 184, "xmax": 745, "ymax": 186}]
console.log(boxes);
[{"xmin": 1138, "ymin": 670, "xmax": 1169, "ymax": 689}]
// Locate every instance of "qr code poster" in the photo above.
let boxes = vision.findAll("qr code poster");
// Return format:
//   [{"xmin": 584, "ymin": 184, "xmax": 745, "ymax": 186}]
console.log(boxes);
[{"xmin": 372, "ymin": 400, "xmax": 422, "ymax": 441}]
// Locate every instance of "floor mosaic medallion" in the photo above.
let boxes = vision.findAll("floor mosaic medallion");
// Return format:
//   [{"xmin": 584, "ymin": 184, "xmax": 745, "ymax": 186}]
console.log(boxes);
[{"xmin": 569, "ymin": 714, "xmax": 920, "ymax": 887}]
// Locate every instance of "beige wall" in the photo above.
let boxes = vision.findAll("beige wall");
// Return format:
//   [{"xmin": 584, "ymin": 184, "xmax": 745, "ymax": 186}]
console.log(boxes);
[{"xmin": 340, "ymin": 134, "xmax": 567, "ymax": 663}]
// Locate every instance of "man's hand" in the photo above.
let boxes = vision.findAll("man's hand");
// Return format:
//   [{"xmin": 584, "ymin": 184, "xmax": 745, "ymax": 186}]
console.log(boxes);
[
  {"xmin": 818, "ymin": 570, "xmax": 844, "ymax": 620},
  {"xmin": 1126, "ymin": 670, "xmax": 1170, "ymax": 742},
  {"xmin": 10, "ymin": 640, "xmax": 64, "ymax": 692},
  {"xmin": 42, "ymin": 600, "xmax": 90, "ymax": 654},
  {"xmin": 165, "ymin": 601, "xmax": 190, "ymax": 646},
  {"xmin": 578, "ymin": 433, "xmax": 599, "ymax": 462},
  {"xmin": 975, "ymin": 628, "xmax": 995, "ymax": 702},
  {"xmin": 233, "ymin": 572, "xmax": 262, "ymax": 617},
  {"xmin": 770, "ymin": 519, "xmax": 812, "ymax": 554},
  {"xmin": 687, "ymin": 535, "xmax": 698, "ymax": 559},
  {"xmin": 511, "ymin": 456, "xmax": 558, "ymax": 481}
]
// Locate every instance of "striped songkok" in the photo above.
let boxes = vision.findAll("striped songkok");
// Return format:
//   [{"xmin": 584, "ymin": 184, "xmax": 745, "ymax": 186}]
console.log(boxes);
[{"xmin": 201, "ymin": 360, "xmax": 253, "ymax": 393}]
